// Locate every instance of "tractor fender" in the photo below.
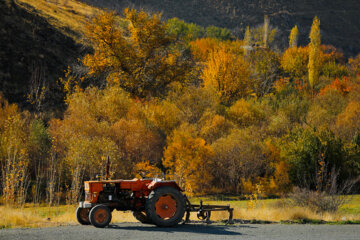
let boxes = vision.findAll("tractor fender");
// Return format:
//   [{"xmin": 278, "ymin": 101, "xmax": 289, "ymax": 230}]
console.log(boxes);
[{"xmin": 147, "ymin": 180, "xmax": 183, "ymax": 192}]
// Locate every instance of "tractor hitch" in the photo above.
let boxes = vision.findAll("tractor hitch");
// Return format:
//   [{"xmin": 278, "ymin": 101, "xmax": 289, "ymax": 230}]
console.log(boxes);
[{"xmin": 183, "ymin": 197, "xmax": 234, "ymax": 224}]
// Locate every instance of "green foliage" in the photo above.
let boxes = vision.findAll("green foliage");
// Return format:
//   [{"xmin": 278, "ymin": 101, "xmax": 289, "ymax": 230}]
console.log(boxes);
[
  {"xmin": 167, "ymin": 18, "xmax": 234, "ymax": 41},
  {"xmin": 167, "ymin": 18, "xmax": 204, "ymax": 41},
  {"xmin": 205, "ymin": 25, "xmax": 234, "ymax": 41},
  {"xmin": 281, "ymin": 127, "xmax": 347, "ymax": 190}
]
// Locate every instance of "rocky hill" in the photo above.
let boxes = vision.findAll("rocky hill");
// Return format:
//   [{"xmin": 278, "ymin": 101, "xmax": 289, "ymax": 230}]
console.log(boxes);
[{"xmin": 81, "ymin": 0, "xmax": 360, "ymax": 57}]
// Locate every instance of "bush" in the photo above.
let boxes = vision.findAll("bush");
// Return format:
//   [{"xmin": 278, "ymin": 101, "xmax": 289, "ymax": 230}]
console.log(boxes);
[{"xmin": 289, "ymin": 187, "xmax": 346, "ymax": 213}]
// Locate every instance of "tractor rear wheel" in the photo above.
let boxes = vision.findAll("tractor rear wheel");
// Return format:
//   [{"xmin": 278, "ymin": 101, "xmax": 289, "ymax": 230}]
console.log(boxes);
[
  {"xmin": 76, "ymin": 207, "xmax": 90, "ymax": 225},
  {"xmin": 145, "ymin": 186, "xmax": 185, "ymax": 227},
  {"xmin": 133, "ymin": 211, "xmax": 152, "ymax": 224},
  {"xmin": 89, "ymin": 205, "xmax": 112, "ymax": 228}
]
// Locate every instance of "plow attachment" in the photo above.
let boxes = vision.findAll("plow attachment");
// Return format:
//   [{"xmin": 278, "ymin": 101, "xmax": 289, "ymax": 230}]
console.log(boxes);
[{"xmin": 183, "ymin": 197, "xmax": 234, "ymax": 224}]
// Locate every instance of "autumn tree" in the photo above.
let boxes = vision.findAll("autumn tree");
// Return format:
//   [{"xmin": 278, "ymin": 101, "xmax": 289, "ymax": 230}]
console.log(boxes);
[
  {"xmin": 249, "ymin": 48, "xmax": 281, "ymax": 96},
  {"xmin": 243, "ymin": 26, "xmax": 251, "ymax": 57},
  {"xmin": 83, "ymin": 10, "xmax": 193, "ymax": 98},
  {"xmin": 163, "ymin": 124, "xmax": 214, "ymax": 195},
  {"xmin": 281, "ymin": 46, "xmax": 309, "ymax": 78},
  {"xmin": 289, "ymin": 25, "xmax": 299, "ymax": 48},
  {"xmin": 201, "ymin": 45, "xmax": 251, "ymax": 105},
  {"xmin": 348, "ymin": 53, "xmax": 360, "ymax": 76},
  {"xmin": 308, "ymin": 16, "xmax": 321, "ymax": 89},
  {"xmin": 211, "ymin": 128, "xmax": 267, "ymax": 193},
  {"xmin": 263, "ymin": 15, "xmax": 270, "ymax": 48},
  {"xmin": 0, "ymin": 97, "xmax": 30, "ymax": 205}
]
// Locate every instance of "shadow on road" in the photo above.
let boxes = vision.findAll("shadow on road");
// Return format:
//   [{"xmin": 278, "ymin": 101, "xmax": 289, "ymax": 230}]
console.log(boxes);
[{"xmin": 108, "ymin": 223, "xmax": 256, "ymax": 236}]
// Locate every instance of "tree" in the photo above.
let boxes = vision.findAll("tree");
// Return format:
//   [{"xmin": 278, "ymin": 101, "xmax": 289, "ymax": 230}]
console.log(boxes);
[
  {"xmin": 281, "ymin": 46, "xmax": 309, "ymax": 78},
  {"xmin": 211, "ymin": 128, "xmax": 267, "ymax": 193},
  {"xmin": 289, "ymin": 25, "xmax": 299, "ymax": 48},
  {"xmin": 243, "ymin": 26, "xmax": 251, "ymax": 57},
  {"xmin": 249, "ymin": 48, "xmax": 281, "ymax": 96},
  {"xmin": 281, "ymin": 127, "xmax": 348, "ymax": 191},
  {"xmin": 348, "ymin": 53, "xmax": 360, "ymax": 76},
  {"xmin": 263, "ymin": 15, "xmax": 270, "ymax": 48},
  {"xmin": 201, "ymin": 45, "xmax": 251, "ymax": 105},
  {"xmin": 167, "ymin": 18, "xmax": 204, "ymax": 41},
  {"xmin": 83, "ymin": 10, "xmax": 193, "ymax": 98},
  {"xmin": 308, "ymin": 16, "xmax": 321, "ymax": 89},
  {"xmin": 205, "ymin": 25, "xmax": 234, "ymax": 41},
  {"xmin": 163, "ymin": 124, "xmax": 214, "ymax": 195}
]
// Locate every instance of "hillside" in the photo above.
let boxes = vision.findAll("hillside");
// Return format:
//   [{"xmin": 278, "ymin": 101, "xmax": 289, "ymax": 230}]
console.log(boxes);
[
  {"xmin": 81, "ymin": 0, "xmax": 360, "ymax": 57},
  {"xmin": 0, "ymin": 0, "xmax": 99, "ymax": 112}
]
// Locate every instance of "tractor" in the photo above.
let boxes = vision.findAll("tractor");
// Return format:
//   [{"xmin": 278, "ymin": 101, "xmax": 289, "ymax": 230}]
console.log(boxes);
[{"xmin": 76, "ymin": 158, "xmax": 233, "ymax": 228}]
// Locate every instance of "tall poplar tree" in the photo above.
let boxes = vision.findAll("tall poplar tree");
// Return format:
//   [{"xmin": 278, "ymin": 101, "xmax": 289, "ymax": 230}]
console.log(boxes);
[
  {"xmin": 289, "ymin": 25, "xmax": 299, "ymax": 48},
  {"xmin": 308, "ymin": 17, "xmax": 321, "ymax": 89}
]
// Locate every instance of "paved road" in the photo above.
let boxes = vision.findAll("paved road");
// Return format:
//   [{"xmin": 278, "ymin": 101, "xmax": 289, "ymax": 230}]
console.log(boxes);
[{"xmin": 0, "ymin": 223, "xmax": 359, "ymax": 240}]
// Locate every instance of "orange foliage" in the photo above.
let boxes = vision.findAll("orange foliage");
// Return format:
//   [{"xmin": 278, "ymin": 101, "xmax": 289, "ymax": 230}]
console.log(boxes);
[
  {"xmin": 319, "ymin": 77, "xmax": 351, "ymax": 96},
  {"xmin": 273, "ymin": 78, "xmax": 290, "ymax": 93},
  {"xmin": 190, "ymin": 38, "xmax": 221, "ymax": 62}
]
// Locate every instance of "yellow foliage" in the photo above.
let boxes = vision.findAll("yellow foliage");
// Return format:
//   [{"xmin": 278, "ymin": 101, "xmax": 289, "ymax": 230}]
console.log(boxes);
[
  {"xmin": 202, "ymin": 46, "xmax": 251, "ymax": 104},
  {"xmin": 281, "ymin": 46, "xmax": 309, "ymax": 78},
  {"xmin": 227, "ymin": 99, "xmax": 263, "ymax": 126},
  {"xmin": 335, "ymin": 101, "xmax": 360, "ymax": 141},
  {"xmin": 134, "ymin": 161, "xmax": 162, "ymax": 179},
  {"xmin": 199, "ymin": 113, "xmax": 233, "ymax": 143},
  {"xmin": 163, "ymin": 125, "xmax": 214, "ymax": 195},
  {"xmin": 348, "ymin": 53, "xmax": 360, "ymax": 76},
  {"xmin": 83, "ymin": 10, "xmax": 192, "ymax": 98},
  {"xmin": 289, "ymin": 25, "xmax": 299, "ymax": 48},
  {"xmin": 308, "ymin": 16, "xmax": 321, "ymax": 89}
]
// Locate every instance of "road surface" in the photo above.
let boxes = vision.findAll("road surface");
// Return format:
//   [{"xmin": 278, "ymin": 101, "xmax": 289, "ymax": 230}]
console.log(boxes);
[{"xmin": 0, "ymin": 223, "xmax": 359, "ymax": 240}]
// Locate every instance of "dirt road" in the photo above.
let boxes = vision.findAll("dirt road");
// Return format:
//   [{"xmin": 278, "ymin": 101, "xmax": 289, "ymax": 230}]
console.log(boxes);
[{"xmin": 1, "ymin": 223, "xmax": 359, "ymax": 240}]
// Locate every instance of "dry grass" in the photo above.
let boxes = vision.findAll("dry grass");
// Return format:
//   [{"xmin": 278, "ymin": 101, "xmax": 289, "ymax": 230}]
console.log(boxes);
[
  {"xmin": 190, "ymin": 195, "xmax": 360, "ymax": 222},
  {"xmin": 0, "ymin": 204, "xmax": 139, "ymax": 229},
  {"xmin": 15, "ymin": 0, "xmax": 103, "ymax": 40},
  {"xmin": 1, "ymin": 196, "xmax": 359, "ymax": 228}
]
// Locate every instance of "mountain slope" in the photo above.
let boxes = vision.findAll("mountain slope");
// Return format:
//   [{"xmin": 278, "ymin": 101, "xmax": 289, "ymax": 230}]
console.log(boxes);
[
  {"xmin": 0, "ymin": 0, "xmax": 98, "ymax": 112},
  {"xmin": 81, "ymin": 0, "xmax": 360, "ymax": 56}
]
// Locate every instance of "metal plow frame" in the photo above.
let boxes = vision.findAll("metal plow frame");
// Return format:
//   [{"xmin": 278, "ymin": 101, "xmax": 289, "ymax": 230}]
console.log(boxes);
[{"xmin": 183, "ymin": 197, "xmax": 234, "ymax": 224}]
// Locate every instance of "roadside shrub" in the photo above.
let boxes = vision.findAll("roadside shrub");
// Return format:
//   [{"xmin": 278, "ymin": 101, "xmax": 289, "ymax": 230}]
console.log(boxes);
[{"xmin": 289, "ymin": 187, "xmax": 346, "ymax": 213}]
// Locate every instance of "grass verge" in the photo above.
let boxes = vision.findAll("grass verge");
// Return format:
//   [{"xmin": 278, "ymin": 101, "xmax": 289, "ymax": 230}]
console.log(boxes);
[{"xmin": 1, "ymin": 195, "xmax": 359, "ymax": 228}]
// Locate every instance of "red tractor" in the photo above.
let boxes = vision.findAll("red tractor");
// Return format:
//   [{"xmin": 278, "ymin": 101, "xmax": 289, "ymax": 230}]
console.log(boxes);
[{"xmin": 76, "ymin": 159, "xmax": 233, "ymax": 228}]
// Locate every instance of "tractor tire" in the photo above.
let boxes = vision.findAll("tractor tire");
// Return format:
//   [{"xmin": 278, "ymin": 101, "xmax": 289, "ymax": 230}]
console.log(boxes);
[
  {"xmin": 89, "ymin": 205, "xmax": 112, "ymax": 228},
  {"xmin": 76, "ymin": 207, "xmax": 90, "ymax": 225},
  {"xmin": 133, "ymin": 211, "xmax": 152, "ymax": 224},
  {"xmin": 145, "ymin": 186, "xmax": 186, "ymax": 227}
]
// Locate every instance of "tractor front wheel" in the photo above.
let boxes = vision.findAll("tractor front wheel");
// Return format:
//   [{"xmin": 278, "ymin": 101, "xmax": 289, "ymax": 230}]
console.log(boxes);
[
  {"xmin": 145, "ymin": 187, "xmax": 185, "ymax": 227},
  {"xmin": 76, "ymin": 207, "xmax": 90, "ymax": 225},
  {"xmin": 89, "ymin": 205, "xmax": 112, "ymax": 228}
]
